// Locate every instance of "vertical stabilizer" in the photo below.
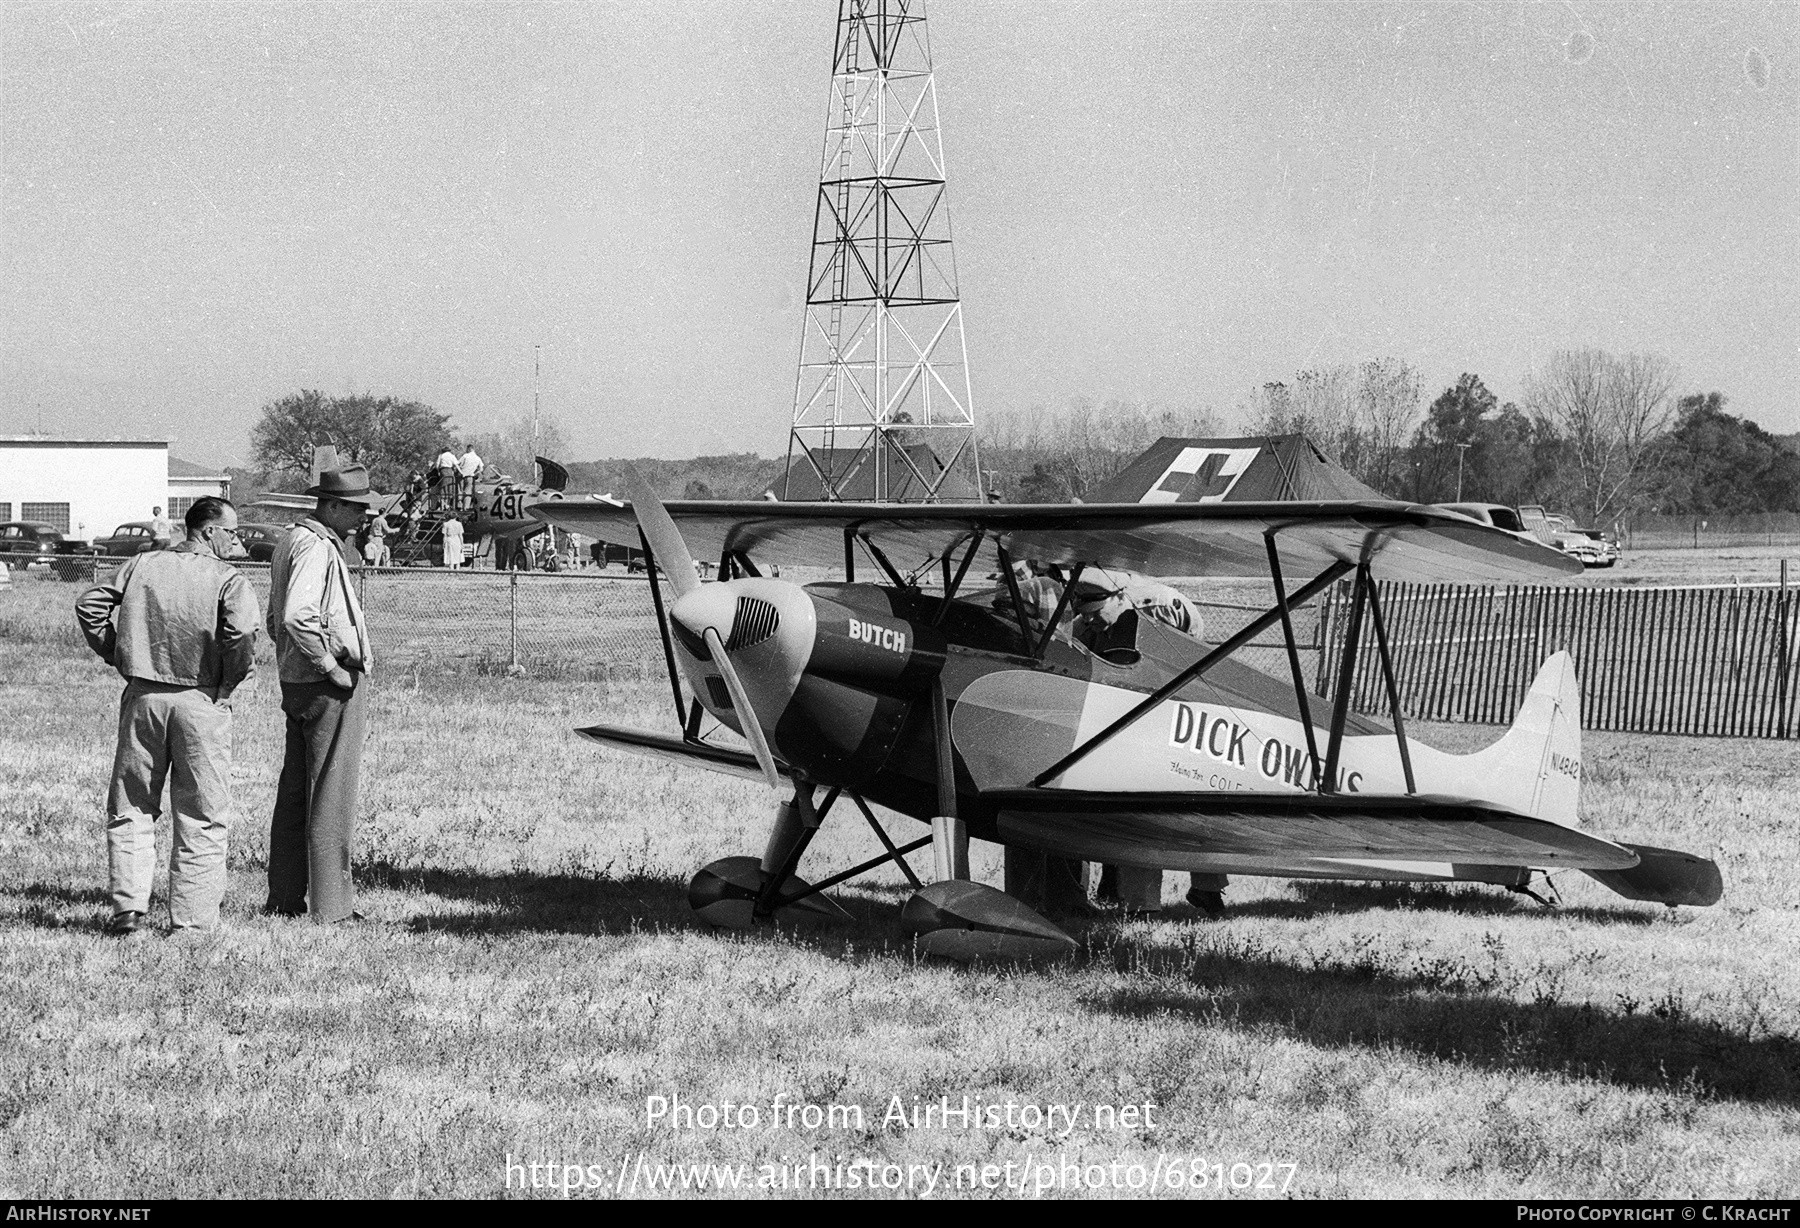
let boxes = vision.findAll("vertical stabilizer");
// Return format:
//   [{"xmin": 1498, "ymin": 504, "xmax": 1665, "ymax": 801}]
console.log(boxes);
[{"xmin": 1460, "ymin": 652, "xmax": 1584, "ymax": 827}]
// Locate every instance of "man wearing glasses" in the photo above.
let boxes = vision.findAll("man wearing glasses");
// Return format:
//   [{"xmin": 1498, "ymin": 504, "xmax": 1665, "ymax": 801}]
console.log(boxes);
[{"xmin": 75, "ymin": 497, "xmax": 260, "ymax": 935}]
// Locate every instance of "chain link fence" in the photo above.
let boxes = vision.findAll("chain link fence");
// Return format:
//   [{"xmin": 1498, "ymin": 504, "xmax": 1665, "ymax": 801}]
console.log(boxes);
[
  {"xmin": 1626, "ymin": 512, "xmax": 1800, "ymax": 551},
  {"xmin": 199, "ymin": 563, "xmax": 665, "ymax": 681},
  {"xmin": 21, "ymin": 557, "xmax": 1327, "ymax": 685}
]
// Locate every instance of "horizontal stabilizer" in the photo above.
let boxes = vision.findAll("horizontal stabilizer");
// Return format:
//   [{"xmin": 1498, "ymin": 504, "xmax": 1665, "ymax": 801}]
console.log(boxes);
[
  {"xmin": 982, "ymin": 787, "xmax": 1641, "ymax": 871},
  {"xmin": 1583, "ymin": 843, "xmax": 1723, "ymax": 907}
]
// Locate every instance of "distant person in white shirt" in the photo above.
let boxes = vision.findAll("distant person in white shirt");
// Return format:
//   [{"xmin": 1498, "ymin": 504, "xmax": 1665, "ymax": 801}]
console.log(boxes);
[
  {"xmin": 149, "ymin": 507, "xmax": 174, "ymax": 550},
  {"xmin": 457, "ymin": 446, "xmax": 484, "ymax": 505},
  {"xmin": 434, "ymin": 448, "xmax": 458, "ymax": 510}
]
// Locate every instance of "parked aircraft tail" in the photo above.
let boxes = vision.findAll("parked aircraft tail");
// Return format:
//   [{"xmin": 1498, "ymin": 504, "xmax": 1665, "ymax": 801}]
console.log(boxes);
[{"xmin": 1460, "ymin": 651, "xmax": 1584, "ymax": 828}]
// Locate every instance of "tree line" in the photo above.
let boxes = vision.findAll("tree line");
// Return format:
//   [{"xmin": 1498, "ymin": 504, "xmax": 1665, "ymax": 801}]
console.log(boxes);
[
  {"xmin": 234, "ymin": 361, "xmax": 1798, "ymax": 526},
  {"xmin": 980, "ymin": 349, "xmax": 1799, "ymax": 527}
]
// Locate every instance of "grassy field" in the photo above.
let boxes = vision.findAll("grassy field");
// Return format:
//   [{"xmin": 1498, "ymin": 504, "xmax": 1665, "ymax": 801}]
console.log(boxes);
[{"xmin": 2, "ymin": 576, "xmax": 1797, "ymax": 1199}]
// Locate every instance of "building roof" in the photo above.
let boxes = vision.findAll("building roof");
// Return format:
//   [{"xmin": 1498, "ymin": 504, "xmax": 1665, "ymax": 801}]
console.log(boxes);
[
  {"xmin": 168, "ymin": 456, "xmax": 229, "ymax": 480},
  {"xmin": 0, "ymin": 436, "xmax": 168, "ymax": 447}
]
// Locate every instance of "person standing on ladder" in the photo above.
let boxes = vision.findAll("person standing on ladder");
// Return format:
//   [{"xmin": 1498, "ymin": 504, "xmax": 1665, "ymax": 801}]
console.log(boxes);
[
  {"xmin": 433, "ymin": 447, "xmax": 458, "ymax": 511},
  {"xmin": 457, "ymin": 445, "xmax": 484, "ymax": 509}
]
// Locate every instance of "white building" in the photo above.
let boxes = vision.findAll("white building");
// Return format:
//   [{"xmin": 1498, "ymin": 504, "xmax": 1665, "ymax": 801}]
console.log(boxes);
[
  {"xmin": 167, "ymin": 456, "xmax": 230, "ymax": 520},
  {"xmin": 0, "ymin": 438, "xmax": 170, "ymax": 543}
]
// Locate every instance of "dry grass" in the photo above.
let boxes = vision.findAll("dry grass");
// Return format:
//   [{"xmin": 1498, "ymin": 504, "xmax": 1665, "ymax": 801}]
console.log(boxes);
[{"xmin": 2, "ymin": 578, "xmax": 1798, "ymax": 1199}]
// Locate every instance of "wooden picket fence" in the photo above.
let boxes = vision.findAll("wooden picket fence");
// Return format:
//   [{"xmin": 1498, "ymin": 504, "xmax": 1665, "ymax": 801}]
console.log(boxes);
[{"xmin": 1316, "ymin": 582, "xmax": 1800, "ymax": 738}]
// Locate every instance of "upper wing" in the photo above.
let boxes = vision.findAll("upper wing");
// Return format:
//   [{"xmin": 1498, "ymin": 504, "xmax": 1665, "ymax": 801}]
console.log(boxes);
[{"xmin": 534, "ymin": 498, "xmax": 1581, "ymax": 585}]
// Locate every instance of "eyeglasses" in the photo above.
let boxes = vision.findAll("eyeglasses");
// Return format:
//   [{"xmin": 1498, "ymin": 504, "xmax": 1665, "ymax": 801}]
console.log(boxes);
[{"xmin": 205, "ymin": 526, "xmax": 241, "ymax": 540}]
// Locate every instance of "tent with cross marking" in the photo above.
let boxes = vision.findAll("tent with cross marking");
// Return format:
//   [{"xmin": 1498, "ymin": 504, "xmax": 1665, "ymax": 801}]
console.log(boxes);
[{"xmin": 1086, "ymin": 435, "xmax": 1391, "ymax": 505}]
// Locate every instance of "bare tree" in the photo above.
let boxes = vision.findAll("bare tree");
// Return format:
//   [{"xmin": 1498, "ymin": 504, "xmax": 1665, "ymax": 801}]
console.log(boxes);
[
  {"xmin": 462, "ymin": 413, "xmax": 572, "ymax": 486},
  {"xmin": 1526, "ymin": 349, "xmax": 1677, "ymax": 524},
  {"xmin": 977, "ymin": 397, "xmax": 1225, "ymax": 501},
  {"xmin": 1356, "ymin": 358, "xmax": 1423, "ymax": 495},
  {"xmin": 1292, "ymin": 365, "xmax": 1359, "ymax": 465}
]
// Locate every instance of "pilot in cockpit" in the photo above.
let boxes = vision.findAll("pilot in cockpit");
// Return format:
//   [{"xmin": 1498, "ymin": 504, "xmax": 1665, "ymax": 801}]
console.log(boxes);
[{"xmin": 1070, "ymin": 571, "xmax": 1204, "ymax": 665}]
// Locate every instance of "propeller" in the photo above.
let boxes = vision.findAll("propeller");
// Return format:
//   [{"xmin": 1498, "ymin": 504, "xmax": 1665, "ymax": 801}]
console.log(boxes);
[
  {"xmin": 621, "ymin": 463, "xmax": 782, "ymax": 792},
  {"xmin": 622, "ymin": 464, "xmax": 700, "ymax": 600},
  {"xmin": 704, "ymin": 626, "xmax": 783, "ymax": 791}
]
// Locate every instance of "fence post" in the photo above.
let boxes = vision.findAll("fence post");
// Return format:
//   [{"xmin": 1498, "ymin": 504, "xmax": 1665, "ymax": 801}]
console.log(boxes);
[
  {"xmin": 509, "ymin": 571, "xmax": 519, "ymax": 670},
  {"xmin": 1781, "ymin": 559, "xmax": 1792, "ymax": 739}
]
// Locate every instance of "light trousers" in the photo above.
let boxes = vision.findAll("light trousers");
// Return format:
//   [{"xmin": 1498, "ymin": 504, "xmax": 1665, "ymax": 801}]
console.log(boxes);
[{"xmin": 106, "ymin": 680, "xmax": 235, "ymax": 928}]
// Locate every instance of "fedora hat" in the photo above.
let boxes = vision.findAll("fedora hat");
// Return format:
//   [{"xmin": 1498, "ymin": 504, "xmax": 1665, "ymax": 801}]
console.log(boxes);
[{"xmin": 305, "ymin": 464, "xmax": 385, "ymax": 506}]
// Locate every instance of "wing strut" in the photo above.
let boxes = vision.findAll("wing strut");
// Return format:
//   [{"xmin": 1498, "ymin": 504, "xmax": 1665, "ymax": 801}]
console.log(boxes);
[
  {"xmin": 994, "ymin": 543, "xmax": 1036, "ymax": 652},
  {"xmin": 935, "ymin": 528, "xmax": 986, "ymax": 620},
  {"xmin": 1321, "ymin": 562, "xmax": 1368, "ymax": 793},
  {"xmin": 860, "ymin": 532, "xmax": 909, "ymax": 589},
  {"xmin": 1364, "ymin": 571, "xmax": 1417, "ymax": 794},
  {"xmin": 1036, "ymin": 563, "xmax": 1085, "ymax": 657},
  {"xmin": 638, "ymin": 526, "xmax": 687, "ymax": 728},
  {"xmin": 1031, "ymin": 558, "xmax": 1353, "ymax": 787},
  {"xmin": 1265, "ymin": 531, "xmax": 1324, "ymax": 785}
]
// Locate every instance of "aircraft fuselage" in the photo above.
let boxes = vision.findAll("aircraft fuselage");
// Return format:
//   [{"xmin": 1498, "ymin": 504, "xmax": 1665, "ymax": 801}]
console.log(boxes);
[{"xmin": 662, "ymin": 575, "xmax": 1584, "ymax": 887}]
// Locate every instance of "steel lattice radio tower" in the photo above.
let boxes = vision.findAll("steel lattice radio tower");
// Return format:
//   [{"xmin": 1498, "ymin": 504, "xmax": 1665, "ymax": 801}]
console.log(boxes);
[{"xmin": 782, "ymin": 0, "xmax": 981, "ymax": 503}]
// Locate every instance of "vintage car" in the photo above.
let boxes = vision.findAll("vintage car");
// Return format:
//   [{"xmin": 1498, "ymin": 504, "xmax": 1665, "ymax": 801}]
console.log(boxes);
[
  {"xmin": 1574, "ymin": 527, "xmax": 1622, "ymax": 567},
  {"xmin": 1551, "ymin": 525, "xmax": 1609, "ymax": 567},
  {"xmin": 89, "ymin": 522, "xmax": 164, "ymax": 556},
  {"xmin": 0, "ymin": 521, "xmax": 96, "ymax": 578},
  {"xmin": 234, "ymin": 522, "xmax": 285, "ymax": 562}
]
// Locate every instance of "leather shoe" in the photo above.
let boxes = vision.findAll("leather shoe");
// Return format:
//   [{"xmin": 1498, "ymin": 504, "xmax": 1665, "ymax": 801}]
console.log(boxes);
[
  {"xmin": 1186, "ymin": 889, "xmax": 1226, "ymax": 918},
  {"xmin": 262, "ymin": 903, "xmax": 305, "ymax": 918},
  {"xmin": 105, "ymin": 911, "xmax": 145, "ymax": 936}
]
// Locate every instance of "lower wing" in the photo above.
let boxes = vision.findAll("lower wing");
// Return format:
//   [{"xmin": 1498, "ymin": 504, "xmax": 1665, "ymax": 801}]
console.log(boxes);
[
  {"xmin": 575, "ymin": 723, "xmax": 789, "ymax": 783},
  {"xmin": 981, "ymin": 787, "xmax": 1641, "ymax": 870}
]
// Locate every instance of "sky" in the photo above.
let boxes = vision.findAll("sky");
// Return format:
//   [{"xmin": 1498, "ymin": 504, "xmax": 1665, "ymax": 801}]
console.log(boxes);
[{"xmin": 2, "ymin": 1, "xmax": 1795, "ymax": 468}]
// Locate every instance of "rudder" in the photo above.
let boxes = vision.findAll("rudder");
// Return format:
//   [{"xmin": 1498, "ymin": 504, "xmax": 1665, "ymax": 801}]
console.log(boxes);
[{"xmin": 1461, "ymin": 652, "xmax": 1583, "ymax": 827}]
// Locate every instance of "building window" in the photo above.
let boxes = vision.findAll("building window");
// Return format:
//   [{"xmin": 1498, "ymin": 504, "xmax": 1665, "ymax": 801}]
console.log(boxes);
[
  {"xmin": 21, "ymin": 503, "xmax": 70, "ymax": 532},
  {"xmin": 0, "ymin": 502, "xmax": 11, "ymax": 522},
  {"xmin": 169, "ymin": 497, "xmax": 195, "ymax": 520}
]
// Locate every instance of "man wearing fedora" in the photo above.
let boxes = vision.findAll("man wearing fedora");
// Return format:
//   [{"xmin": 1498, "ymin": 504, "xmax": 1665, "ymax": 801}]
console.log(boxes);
[{"xmin": 265, "ymin": 464, "xmax": 380, "ymax": 923}]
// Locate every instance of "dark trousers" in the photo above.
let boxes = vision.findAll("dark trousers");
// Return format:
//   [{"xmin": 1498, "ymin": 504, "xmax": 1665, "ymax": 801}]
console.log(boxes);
[
  {"xmin": 268, "ymin": 677, "xmax": 368, "ymax": 922},
  {"xmin": 1003, "ymin": 848, "xmax": 1091, "ymax": 917}
]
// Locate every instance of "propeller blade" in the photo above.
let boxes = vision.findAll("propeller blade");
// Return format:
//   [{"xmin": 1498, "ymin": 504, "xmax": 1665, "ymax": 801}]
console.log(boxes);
[
  {"xmin": 623, "ymin": 463, "xmax": 700, "ymax": 599},
  {"xmin": 704, "ymin": 626, "xmax": 782, "ymax": 791}
]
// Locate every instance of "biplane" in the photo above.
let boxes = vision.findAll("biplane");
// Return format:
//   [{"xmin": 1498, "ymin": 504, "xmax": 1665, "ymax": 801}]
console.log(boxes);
[{"xmin": 533, "ymin": 472, "xmax": 1722, "ymax": 960}]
